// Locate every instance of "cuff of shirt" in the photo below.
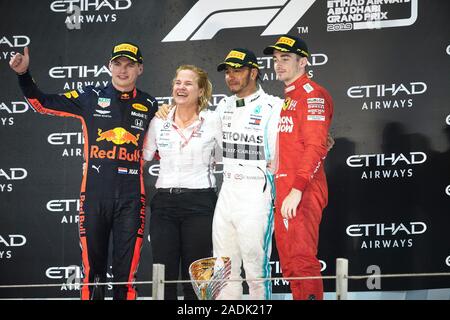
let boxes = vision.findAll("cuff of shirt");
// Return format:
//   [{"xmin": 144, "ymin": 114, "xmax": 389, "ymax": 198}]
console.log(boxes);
[
  {"xmin": 18, "ymin": 70, "xmax": 33, "ymax": 85},
  {"xmin": 292, "ymin": 176, "xmax": 308, "ymax": 192}
]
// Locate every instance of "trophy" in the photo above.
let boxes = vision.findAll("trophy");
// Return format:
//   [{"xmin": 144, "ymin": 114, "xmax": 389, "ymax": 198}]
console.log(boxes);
[{"xmin": 189, "ymin": 256, "xmax": 231, "ymax": 300}]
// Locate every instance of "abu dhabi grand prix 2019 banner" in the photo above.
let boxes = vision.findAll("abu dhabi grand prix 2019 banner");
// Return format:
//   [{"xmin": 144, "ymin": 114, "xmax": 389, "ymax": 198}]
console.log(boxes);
[{"xmin": 1, "ymin": 0, "xmax": 449, "ymax": 299}]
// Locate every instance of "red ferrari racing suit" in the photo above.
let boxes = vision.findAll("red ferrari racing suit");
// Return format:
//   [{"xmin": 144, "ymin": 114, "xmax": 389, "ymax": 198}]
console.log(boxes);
[{"xmin": 274, "ymin": 73, "xmax": 333, "ymax": 300}]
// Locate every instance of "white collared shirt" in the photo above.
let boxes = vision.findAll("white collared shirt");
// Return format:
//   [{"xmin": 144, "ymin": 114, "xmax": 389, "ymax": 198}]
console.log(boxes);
[{"xmin": 143, "ymin": 106, "xmax": 222, "ymax": 188}]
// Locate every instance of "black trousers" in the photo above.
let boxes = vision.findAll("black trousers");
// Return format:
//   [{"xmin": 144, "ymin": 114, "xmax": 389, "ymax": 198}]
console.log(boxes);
[
  {"xmin": 150, "ymin": 189, "xmax": 217, "ymax": 300},
  {"xmin": 79, "ymin": 195, "xmax": 145, "ymax": 300}
]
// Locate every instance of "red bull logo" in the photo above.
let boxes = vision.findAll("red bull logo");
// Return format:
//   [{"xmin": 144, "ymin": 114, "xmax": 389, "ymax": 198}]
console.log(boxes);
[
  {"xmin": 90, "ymin": 146, "xmax": 140, "ymax": 162},
  {"xmin": 79, "ymin": 194, "xmax": 86, "ymax": 236},
  {"xmin": 96, "ymin": 127, "xmax": 140, "ymax": 146}
]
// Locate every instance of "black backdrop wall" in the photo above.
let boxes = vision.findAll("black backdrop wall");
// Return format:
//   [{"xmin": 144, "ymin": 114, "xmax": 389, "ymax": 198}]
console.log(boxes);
[{"xmin": 1, "ymin": 0, "xmax": 449, "ymax": 298}]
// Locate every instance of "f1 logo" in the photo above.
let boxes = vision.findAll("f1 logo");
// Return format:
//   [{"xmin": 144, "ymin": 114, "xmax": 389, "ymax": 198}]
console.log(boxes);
[{"xmin": 162, "ymin": 0, "xmax": 316, "ymax": 42}]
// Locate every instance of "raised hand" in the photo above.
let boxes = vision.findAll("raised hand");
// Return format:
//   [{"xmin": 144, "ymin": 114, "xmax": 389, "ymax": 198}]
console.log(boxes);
[{"xmin": 9, "ymin": 46, "xmax": 30, "ymax": 74}]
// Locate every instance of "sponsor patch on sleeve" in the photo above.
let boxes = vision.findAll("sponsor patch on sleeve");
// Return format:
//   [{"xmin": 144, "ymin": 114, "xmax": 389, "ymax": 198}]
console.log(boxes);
[
  {"xmin": 303, "ymin": 83, "xmax": 314, "ymax": 93},
  {"xmin": 307, "ymin": 97, "xmax": 324, "ymax": 104},
  {"xmin": 63, "ymin": 90, "xmax": 79, "ymax": 99},
  {"xmin": 307, "ymin": 97, "xmax": 325, "ymax": 115},
  {"xmin": 307, "ymin": 115, "xmax": 325, "ymax": 121}
]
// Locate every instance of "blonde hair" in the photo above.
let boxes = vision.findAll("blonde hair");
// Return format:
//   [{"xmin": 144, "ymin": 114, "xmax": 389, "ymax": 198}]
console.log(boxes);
[{"xmin": 173, "ymin": 64, "xmax": 212, "ymax": 112}]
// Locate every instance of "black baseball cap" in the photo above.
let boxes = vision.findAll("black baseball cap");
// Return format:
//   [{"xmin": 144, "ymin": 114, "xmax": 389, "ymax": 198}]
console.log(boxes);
[
  {"xmin": 263, "ymin": 35, "xmax": 309, "ymax": 57},
  {"xmin": 110, "ymin": 42, "xmax": 143, "ymax": 64},
  {"xmin": 217, "ymin": 48, "xmax": 259, "ymax": 72}
]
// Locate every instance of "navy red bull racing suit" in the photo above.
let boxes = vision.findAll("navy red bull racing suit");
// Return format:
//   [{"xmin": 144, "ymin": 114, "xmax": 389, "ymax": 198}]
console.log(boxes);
[{"xmin": 18, "ymin": 71, "xmax": 157, "ymax": 300}]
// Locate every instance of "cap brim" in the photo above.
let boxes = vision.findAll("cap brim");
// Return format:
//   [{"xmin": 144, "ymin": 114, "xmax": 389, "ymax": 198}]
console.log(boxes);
[
  {"xmin": 217, "ymin": 61, "xmax": 244, "ymax": 72},
  {"xmin": 263, "ymin": 46, "xmax": 275, "ymax": 55},
  {"xmin": 263, "ymin": 45, "xmax": 291, "ymax": 55},
  {"xmin": 110, "ymin": 54, "xmax": 140, "ymax": 63}
]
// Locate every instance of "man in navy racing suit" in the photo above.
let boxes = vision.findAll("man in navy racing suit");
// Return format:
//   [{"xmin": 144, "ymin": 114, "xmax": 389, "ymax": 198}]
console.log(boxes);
[{"xmin": 9, "ymin": 42, "xmax": 157, "ymax": 300}]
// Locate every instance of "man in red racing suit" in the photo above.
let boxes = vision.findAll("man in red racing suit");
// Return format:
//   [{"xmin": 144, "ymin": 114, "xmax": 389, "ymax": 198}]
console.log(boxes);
[
  {"xmin": 264, "ymin": 35, "xmax": 334, "ymax": 300},
  {"xmin": 10, "ymin": 43, "xmax": 157, "ymax": 300}
]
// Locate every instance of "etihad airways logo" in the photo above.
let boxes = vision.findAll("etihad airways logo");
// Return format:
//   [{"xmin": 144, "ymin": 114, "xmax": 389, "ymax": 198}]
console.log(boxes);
[
  {"xmin": 50, "ymin": 0, "xmax": 132, "ymax": 29},
  {"xmin": 346, "ymin": 152, "xmax": 427, "ymax": 180},
  {"xmin": 1, "ymin": 101, "xmax": 33, "ymax": 127},
  {"xmin": 0, "ymin": 168, "xmax": 28, "ymax": 193},
  {"xmin": 347, "ymin": 82, "xmax": 427, "ymax": 98},
  {"xmin": 0, "ymin": 35, "xmax": 30, "ymax": 48},
  {"xmin": 162, "ymin": 0, "xmax": 316, "ymax": 42},
  {"xmin": 45, "ymin": 265, "xmax": 115, "ymax": 291},
  {"xmin": 0, "ymin": 234, "xmax": 27, "ymax": 259},
  {"xmin": 49, "ymin": 65, "xmax": 111, "ymax": 79},
  {"xmin": 50, "ymin": 0, "xmax": 132, "ymax": 12},
  {"xmin": 346, "ymin": 222, "xmax": 427, "ymax": 237},
  {"xmin": 0, "ymin": 35, "xmax": 30, "ymax": 61},
  {"xmin": 346, "ymin": 221, "xmax": 427, "ymax": 250},
  {"xmin": 49, "ymin": 65, "xmax": 110, "ymax": 91},
  {"xmin": 0, "ymin": 234, "xmax": 27, "ymax": 247},
  {"xmin": 346, "ymin": 152, "xmax": 427, "ymax": 167},
  {"xmin": 47, "ymin": 199, "xmax": 80, "ymax": 224},
  {"xmin": 48, "ymin": 132, "xmax": 84, "ymax": 157},
  {"xmin": 347, "ymin": 81, "xmax": 427, "ymax": 111}
]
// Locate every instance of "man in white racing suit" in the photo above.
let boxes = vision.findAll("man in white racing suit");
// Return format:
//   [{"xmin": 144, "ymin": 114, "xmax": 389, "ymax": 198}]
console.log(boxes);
[{"xmin": 213, "ymin": 48, "xmax": 282, "ymax": 300}]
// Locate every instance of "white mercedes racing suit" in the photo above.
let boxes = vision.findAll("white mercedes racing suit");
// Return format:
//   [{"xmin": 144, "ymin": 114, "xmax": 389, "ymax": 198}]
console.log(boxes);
[{"xmin": 212, "ymin": 87, "xmax": 282, "ymax": 299}]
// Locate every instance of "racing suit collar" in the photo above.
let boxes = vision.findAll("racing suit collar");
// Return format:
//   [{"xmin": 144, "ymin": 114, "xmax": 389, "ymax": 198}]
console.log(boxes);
[
  {"xmin": 110, "ymin": 85, "xmax": 137, "ymax": 100},
  {"xmin": 284, "ymin": 73, "xmax": 309, "ymax": 94},
  {"xmin": 234, "ymin": 85, "xmax": 265, "ymax": 107}
]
